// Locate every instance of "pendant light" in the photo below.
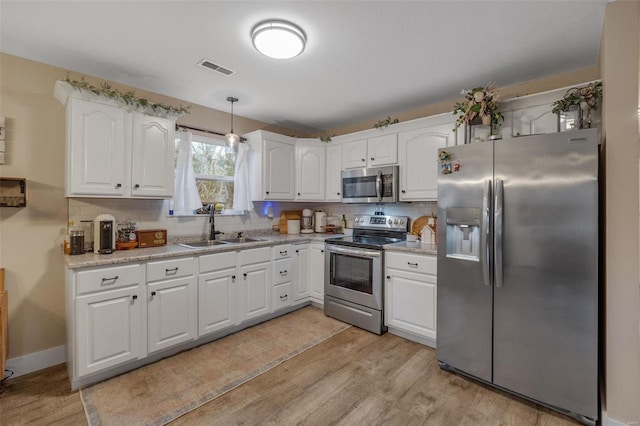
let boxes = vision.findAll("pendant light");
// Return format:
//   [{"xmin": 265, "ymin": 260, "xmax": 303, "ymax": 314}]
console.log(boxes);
[{"xmin": 225, "ymin": 96, "xmax": 240, "ymax": 149}]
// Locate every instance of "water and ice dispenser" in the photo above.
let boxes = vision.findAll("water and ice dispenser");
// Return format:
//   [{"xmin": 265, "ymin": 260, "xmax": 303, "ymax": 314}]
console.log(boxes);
[{"xmin": 445, "ymin": 207, "xmax": 481, "ymax": 261}]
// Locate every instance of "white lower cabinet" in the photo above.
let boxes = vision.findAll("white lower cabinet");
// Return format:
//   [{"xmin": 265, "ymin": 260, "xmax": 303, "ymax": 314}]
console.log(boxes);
[
  {"xmin": 73, "ymin": 264, "xmax": 146, "ymax": 378},
  {"xmin": 147, "ymin": 258, "xmax": 197, "ymax": 354},
  {"xmin": 198, "ymin": 251, "xmax": 238, "ymax": 337},
  {"xmin": 309, "ymin": 243, "xmax": 325, "ymax": 305},
  {"xmin": 239, "ymin": 247, "xmax": 272, "ymax": 321},
  {"xmin": 385, "ymin": 251, "xmax": 437, "ymax": 347},
  {"xmin": 293, "ymin": 244, "xmax": 310, "ymax": 301}
]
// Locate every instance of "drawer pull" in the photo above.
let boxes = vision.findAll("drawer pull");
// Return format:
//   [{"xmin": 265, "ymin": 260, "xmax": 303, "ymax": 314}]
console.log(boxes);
[
  {"xmin": 407, "ymin": 262, "xmax": 419, "ymax": 267},
  {"xmin": 132, "ymin": 295, "xmax": 138, "ymax": 300},
  {"xmin": 280, "ymin": 250, "xmax": 287, "ymax": 256},
  {"xmin": 280, "ymin": 294, "xmax": 288, "ymax": 300},
  {"xmin": 101, "ymin": 276, "xmax": 119, "ymax": 284},
  {"xmin": 151, "ymin": 291, "xmax": 157, "ymax": 296},
  {"xmin": 232, "ymin": 275, "xmax": 236, "ymax": 281},
  {"xmin": 165, "ymin": 267, "xmax": 179, "ymax": 275},
  {"xmin": 134, "ymin": 184, "xmax": 140, "ymax": 189},
  {"xmin": 115, "ymin": 183, "xmax": 122, "ymax": 189},
  {"xmin": 280, "ymin": 270, "xmax": 288, "ymax": 276}
]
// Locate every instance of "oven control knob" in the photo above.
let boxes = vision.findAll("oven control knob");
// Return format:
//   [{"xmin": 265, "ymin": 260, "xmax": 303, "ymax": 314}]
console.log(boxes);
[
  {"xmin": 388, "ymin": 219, "xmax": 392, "ymax": 225},
  {"xmin": 393, "ymin": 219, "xmax": 398, "ymax": 224},
  {"xmin": 400, "ymin": 219, "xmax": 405, "ymax": 225}
]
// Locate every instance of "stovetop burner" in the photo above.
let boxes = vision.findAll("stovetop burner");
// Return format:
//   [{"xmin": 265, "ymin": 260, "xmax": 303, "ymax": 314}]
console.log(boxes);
[{"xmin": 326, "ymin": 214, "xmax": 408, "ymax": 249}]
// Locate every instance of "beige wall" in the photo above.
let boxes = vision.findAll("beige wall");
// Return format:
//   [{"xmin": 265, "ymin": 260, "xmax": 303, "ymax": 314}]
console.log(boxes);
[
  {"xmin": 600, "ymin": 0, "xmax": 640, "ymax": 423},
  {"xmin": 0, "ymin": 53, "xmax": 296, "ymax": 359}
]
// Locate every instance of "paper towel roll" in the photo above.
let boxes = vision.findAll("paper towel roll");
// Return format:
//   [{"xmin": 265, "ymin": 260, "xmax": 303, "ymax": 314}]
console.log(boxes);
[{"xmin": 287, "ymin": 219, "xmax": 301, "ymax": 234}]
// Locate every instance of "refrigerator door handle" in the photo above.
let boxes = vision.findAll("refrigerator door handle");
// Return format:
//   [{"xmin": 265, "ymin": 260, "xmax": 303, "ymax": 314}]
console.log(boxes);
[
  {"xmin": 494, "ymin": 179, "xmax": 504, "ymax": 288},
  {"xmin": 482, "ymin": 179, "xmax": 492, "ymax": 286}
]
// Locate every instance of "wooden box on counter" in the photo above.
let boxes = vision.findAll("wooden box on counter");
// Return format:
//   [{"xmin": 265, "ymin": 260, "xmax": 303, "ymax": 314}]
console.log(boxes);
[{"xmin": 136, "ymin": 229, "xmax": 167, "ymax": 248}]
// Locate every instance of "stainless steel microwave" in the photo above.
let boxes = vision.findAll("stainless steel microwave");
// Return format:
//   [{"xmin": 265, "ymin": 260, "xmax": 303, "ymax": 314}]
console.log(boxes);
[{"xmin": 341, "ymin": 165, "xmax": 399, "ymax": 203}]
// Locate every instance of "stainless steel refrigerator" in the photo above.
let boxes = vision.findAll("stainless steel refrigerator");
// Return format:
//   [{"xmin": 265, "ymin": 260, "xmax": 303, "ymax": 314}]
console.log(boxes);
[{"xmin": 436, "ymin": 128, "xmax": 600, "ymax": 425}]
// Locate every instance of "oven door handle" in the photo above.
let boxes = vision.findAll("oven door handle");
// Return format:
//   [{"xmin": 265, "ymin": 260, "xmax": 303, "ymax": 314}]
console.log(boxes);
[{"xmin": 326, "ymin": 244, "xmax": 382, "ymax": 258}]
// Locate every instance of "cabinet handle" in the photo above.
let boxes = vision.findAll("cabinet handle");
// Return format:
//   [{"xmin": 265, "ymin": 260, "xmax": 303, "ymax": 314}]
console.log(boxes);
[
  {"xmin": 371, "ymin": 157, "xmax": 374, "ymax": 161},
  {"xmin": 407, "ymin": 262, "xmax": 418, "ymax": 267},
  {"xmin": 401, "ymin": 190, "xmax": 406, "ymax": 193},
  {"xmin": 280, "ymin": 250, "xmax": 287, "ymax": 256},
  {"xmin": 101, "ymin": 276, "xmax": 119, "ymax": 284},
  {"xmin": 165, "ymin": 267, "xmax": 178, "ymax": 275},
  {"xmin": 361, "ymin": 158, "xmax": 366, "ymax": 162},
  {"xmin": 115, "ymin": 183, "xmax": 122, "ymax": 189},
  {"xmin": 321, "ymin": 249, "xmax": 324, "ymax": 253},
  {"xmin": 337, "ymin": 192, "xmax": 340, "ymax": 196},
  {"xmin": 297, "ymin": 192, "xmax": 301, "ymax": 196},
  {"xmin": 134, "ymin": 184, "xmax": 140, "ymax": 189},
  {"xmin": 386, "ymin": 275, "xmax": 391, "ymax": 279},
  {"xmin": 151, "ymin": 291, "xmax": 156, "ymax": 296},
  {"xmin": 266, "ymin": 191, "xmax": 270, "ymax": 195},
  {"xmin": 280, "ymin": 270, "xmax": 287, "ymax": 276},
  {"xmin": 280, "ymin": 294, "xmax": 288, "ymax": 300},
  {"xmin": 132, "ymin": 295, "xmax": 138, "ymax": 300},
  {"xmin": 243, "ymin": 273, "xmax": 247, "ymax": 278},
  {"xmin": 296, "ymin": 249, "xmax": 299, "ymax": 253}
]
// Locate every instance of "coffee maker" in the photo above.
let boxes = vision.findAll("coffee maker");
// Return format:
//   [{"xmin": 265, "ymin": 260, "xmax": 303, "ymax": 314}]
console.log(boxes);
[
  {"xmin": 301, "ymin": 209, "xmax": 314, "ymax": 234},
  {"xmin": 94, "ymin": 214, "xmax": 116, "ymax": 254}
]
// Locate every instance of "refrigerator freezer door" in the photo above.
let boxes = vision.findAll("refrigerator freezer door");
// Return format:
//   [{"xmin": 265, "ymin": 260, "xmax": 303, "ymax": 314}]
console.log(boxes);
[
  {"xmin": 436, "ymin": 142, "xmax": 494, "ymax": 382},
  {"xmin": 492, "ymin": 129, "xmax": 599, "ymax": 419}
]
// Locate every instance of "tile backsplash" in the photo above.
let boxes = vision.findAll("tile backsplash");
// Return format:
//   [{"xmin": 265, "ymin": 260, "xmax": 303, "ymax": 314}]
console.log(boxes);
[{"xmin": 68, "ymin": 198, "xmax": 437, "ymax": 241}]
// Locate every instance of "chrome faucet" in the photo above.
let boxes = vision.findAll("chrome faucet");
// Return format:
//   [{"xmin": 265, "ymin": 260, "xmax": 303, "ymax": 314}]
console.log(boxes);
[{"xmin": 208, "ymin": 204, "xmax": 221, "ymax": 240}]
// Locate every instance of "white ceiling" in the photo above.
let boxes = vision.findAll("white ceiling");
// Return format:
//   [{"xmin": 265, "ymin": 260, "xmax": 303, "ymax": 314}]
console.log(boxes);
[{"xmin": 0, "ymin": 1, "xmax": 609, "ymax": 134}]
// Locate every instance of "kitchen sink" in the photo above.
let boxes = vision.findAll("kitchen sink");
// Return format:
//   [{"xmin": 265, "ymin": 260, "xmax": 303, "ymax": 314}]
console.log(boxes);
[
  {"xmin": 219, "ymin": 237, "xmax": 265, "ymax": 244},
  {"xmin": 178, "ymin": 240, "xmax": 231, "ymax": 248}
]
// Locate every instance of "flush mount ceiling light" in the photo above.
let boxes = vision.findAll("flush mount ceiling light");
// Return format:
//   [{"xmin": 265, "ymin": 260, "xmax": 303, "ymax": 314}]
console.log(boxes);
[
  {"xmin": 225, "ymin": 96, "xmax": 240, "ymax": 149},
  {"xmin": 251, "ymin": 20, "xmax": 306, "ymax": 59}
]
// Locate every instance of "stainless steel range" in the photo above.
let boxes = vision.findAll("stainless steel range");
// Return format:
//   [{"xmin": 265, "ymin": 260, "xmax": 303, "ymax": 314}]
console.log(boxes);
[{"xmin": 324, "ymin": 214, "xmax": 408, "ymax": 334}]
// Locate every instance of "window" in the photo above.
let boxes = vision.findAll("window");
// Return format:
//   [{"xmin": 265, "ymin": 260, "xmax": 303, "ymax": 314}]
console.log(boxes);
[{"xmin": 175, "ymin": 134, "xmax": 235, "ymax": 208}]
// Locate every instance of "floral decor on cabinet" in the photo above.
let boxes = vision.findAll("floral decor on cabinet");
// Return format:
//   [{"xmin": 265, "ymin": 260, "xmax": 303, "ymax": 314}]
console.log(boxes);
[
  {"xmin": 551, "ymin": 81, "xmax": 602, "ymax": 129},
  {"xmin": 452, "ymin": 83, "xmax": 504, "ymax": 131}
]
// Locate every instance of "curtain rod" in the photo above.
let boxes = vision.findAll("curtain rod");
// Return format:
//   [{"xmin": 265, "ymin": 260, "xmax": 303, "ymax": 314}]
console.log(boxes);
[{"xmin": 175, "ymin": 124, "xmax": 247, "ymax": 142}]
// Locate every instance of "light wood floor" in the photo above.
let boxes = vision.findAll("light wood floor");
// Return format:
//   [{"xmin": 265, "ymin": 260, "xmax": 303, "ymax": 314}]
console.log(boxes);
[{"xmin": 0, "ymin": 326, "xmax": 580, "ymax": 425}]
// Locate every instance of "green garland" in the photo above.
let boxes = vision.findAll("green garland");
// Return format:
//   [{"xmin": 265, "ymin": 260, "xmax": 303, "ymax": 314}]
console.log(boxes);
[
  {"xmin": 374, "ymin": 116, "xmax": 399, "ymax": 129},
  {"xmin": 64, "ymin": 74, "xmax": 190, "ymax": 116}
]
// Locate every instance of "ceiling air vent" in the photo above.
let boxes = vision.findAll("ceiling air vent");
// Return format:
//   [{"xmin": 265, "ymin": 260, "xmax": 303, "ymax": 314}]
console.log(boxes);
[{"xmin": 198, "ymin": 59, "xmax": 236, "ymax": 76}]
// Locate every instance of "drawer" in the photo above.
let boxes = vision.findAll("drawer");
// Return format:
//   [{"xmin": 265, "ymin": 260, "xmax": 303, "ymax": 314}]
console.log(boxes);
[
  {"xmin": 273, "ymin": 258, "xmax": 294, "ymax": 285},
  {"xmin": 76, "ymin": 264, "xmax": 143, "ymax": 295},
  {"xmin": 272, "ymin": 244, "xmax": 294, "ymax": 260},
  {"xmin": 273, "ymin": 282, "xmax": 292, "ymax": 311},
  {"xmin": 147, "ymin": 257, "xmax": 196, "ymax": 282},
  {"xmin": 240, "ymin": 247, "xmax": 271, "ymax": 265},
  {"xmin": 386, "ymin": 252, "xmax": 437, "ymax": 275},
  {"xmin": 199, "ymin": 251, "xmax": 237, "ymax": 274}
]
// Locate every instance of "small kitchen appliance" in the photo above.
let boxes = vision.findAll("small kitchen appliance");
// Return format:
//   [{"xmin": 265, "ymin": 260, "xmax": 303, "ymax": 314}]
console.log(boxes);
[
  {"xmin": 324, "ymin": 214, "xmax": 408, "ymax": 334},
  {"xmin": 301, "ymin": 208, "xmax": 314, "ymax": 234},
  {"xmin": 93, "ymin": 214, "xmax": 116, "ymax": 254}
]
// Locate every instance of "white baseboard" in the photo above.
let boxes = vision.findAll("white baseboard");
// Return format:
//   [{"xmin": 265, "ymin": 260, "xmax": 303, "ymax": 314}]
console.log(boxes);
[{"xmin": 5, "ymin": 345, "xmax": 66, "ymax": 378}]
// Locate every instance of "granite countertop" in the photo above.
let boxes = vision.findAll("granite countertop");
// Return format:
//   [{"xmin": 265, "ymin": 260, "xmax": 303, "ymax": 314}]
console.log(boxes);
[
  {"xmin": 65, "ymin": 233, "xmax": 334, "ymax": 269},
  {"xmin": 383, "ymin": 241, "xmax": 438, "ymax": 255}
]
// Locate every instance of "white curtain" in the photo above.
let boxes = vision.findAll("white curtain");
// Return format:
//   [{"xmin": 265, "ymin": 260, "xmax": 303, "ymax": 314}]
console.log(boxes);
[
  {"xmin": 232, "ymin": 142, "xmax": 254, "ymax": 213},
  {"xmin": 174, "ymin": 131, "xmax": 202, "ymax": 213}
]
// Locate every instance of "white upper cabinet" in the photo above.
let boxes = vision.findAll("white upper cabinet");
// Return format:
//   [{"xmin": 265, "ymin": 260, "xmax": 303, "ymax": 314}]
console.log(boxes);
[
  {"xmin": 67, "ymin": 98, "xmax": 129, "ymax": 197},
  {"xmin": 130, "ymin": 113, "xmax": 175, "ymax": 198},
  {"xmin": 246, "ymin": 130, "xmax": 296, "ymax": 201},
  {"xmin": 398, "ymin": 120, "xmax": 456, "ymax": 201},
  {"xmin": 325, "ymin": 143, "xmax": 343, "ymax": 202},
  {"xmin": 342, "ymin": 134, "xmax": 397, "ymax": 169},
  {"xmin": 295, "ymin": 141, "xmax": 326, "ymax": 200},
  {"xmin": 63, "ymin": 96, "xmax": 175, "ymax": 198}
]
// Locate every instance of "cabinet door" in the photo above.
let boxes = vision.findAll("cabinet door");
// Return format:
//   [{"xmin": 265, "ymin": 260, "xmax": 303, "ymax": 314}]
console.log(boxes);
[
  {"xmin": 67, "ymin": 98, "xmax": 128, "ymax": 197},
  {"xmin": 385, "ymin": 269, "xmax": 437, "ymax": 343},
  {"xmin": 398, "ymin": 123, "xmax": 455, "ymax": 201},
  {"xmin": 198, "ymin": 267, "xmax": 237, "ymax": 337},
  {"xmin": 147, "ymin": 276, "xmax": 197, "ymax": 354},
  {"xmin": 76, "ymin": 286, "xmax": 145, "ymax": 377},
  {"xmin": 293, "ymin": 245, "xmax": 310, "ymax": 301},
  {"xmin": 296, "ymin": 144, "xmax": 326, "ymax": 200},
  {"xmin": 264, "ymin": 139, "xmax": 295, "ymax": 200},
  {"xmin": 368, "ymin": 134, "xmax": 397, "ymax": 166},
  {"xmin": 325, "ymin": 144, "xmax": 343, "ymax": 201},
  {"xmin": 342, "ymin": 139, "xmax": 368, "ymax": 169},
  {"xmin": 239, "ymin": 262, "xmax": 272, "ymax": 321},
  {"xmin": 309, "ymin": 243, "xmax": 325, "ymax": 304},
  {"xmin": 131, "ymin": 113, "xmax": 175, "ymax": 198}
]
